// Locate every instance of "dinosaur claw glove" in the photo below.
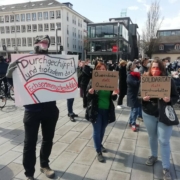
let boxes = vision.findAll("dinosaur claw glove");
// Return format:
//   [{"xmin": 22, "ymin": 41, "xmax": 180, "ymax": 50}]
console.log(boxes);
[{"xmin": 6, "ymin": 61, "xmax": 18, "ymax": 78}]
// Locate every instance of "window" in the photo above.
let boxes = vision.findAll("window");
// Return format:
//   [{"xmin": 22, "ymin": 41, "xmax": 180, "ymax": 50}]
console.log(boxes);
[
  {"xmin": 67, "ymin": 12, "xmax": 69, "ymax": 21},
  {"xmin": 11, "ymin": 26, "xmax": 15, "ymax": 33},
  {"xmin": 10, "ymin": 15, "xmax": 14, "ymax": 22},
  {"xmin": 57, "ymin": 36, "xmax": 61, "ymax": 44},
  {"xmin": 5, "ymin": 16, "xmax": 9, "ymax": 22},
  {"xmin": 43, "ymin": 12, "xmax": 48, "ymax": 20},
  {"xmin": 74, "ymin": 16, "xmax": 76, "ymax": 24},
  {"xmin": 67, "ymin": 25, "xmax": 69, "ymax": 34},
  {"xmin": 21, "ymin": 25, "xmax": 26, "ymax": 33},
  {"xmin": 44, "ymin": 24, "xmax": 49, "ymax": 31},
  {"xmin": 6, "ymin": 26, "xmax": 10, "ymax": 33},
  {"xmin": 32, "ymin": 24, "xmax": 37, "ymax": 32},
  {"xmin": 22, "ymin": 38, "xmax": 26, "ymax": 46},
  {"xmin": 175, "ymin": 44, "xmax": 180, "ymax": 50},
  {"xmin": 6, "ymin": 38, "xmax": 10, "ymax": 46},
  {"xmin": 50, "ymin": 23, "xmax": 55, "ymax": 30},
  {"xmin": 26, "ymin": 13, "xmax": 31, "ymax": 21},
  {"xmin": 1, "ymin": 39, "xmax": 5, "ymax": 46},
  {"xmin": 75, "ymin": 28, "xmax": 76, "ymax": 37},
  {"xmin": 50, "ymin": 11, "xmax": 54, "ymax": 19},
  {"xmin": 159, "ymin": 45, "xmax": 164, "ymax": 50},
  {"xmin": 38, "ymin": 24, "xmax": 43, "ymax": 31},
  {"xmin": 81, "ymin": 31, "xmax": 82, "ymax": 39},
  {"xmin": 56, "ymin": 10, "xmax": 61, "ymax": 18},
  {"xmin": 38, "ymin": 12, "xmax": 42, "ymax": 20},
  {"xmin": 56, "ymin": 23, "xmax": 61, "ymax": 30},
  {"xmin": 15, "ymin": 14, "xmax": 19, "ymax": 22},
  {"xmin": 50, "ymin": 36, "xmax": 55, "ymax": 45},
  {"xmin": 16, "ymin": 26, "xmax": 20, "ymax": 32},
  {"xmin": 67, "ymin": 37, "xmax": 69, "ymax": 47},
  {"xmin": 78, "ymin": 30, "xmax": 80, "ymax": 38},
  {"xmin": 27, "ymin": 25, "xmax": 31, "ymax": 32},
  {"xmin": 0, "ymin": 16, "xmax": 4, "ymax": 23},
  {"xmin": 32, "ymin": 13, "xmax": 36, "ymax": 21},
  {"xmin": 27, "ymin": 37, "xmax": 32, "ymax": 46},
  {"xmin": 17, "ymin": 38, "xmax": 21, "ymax": 46},
  {"xmin": 1, "ymin": 27, "xmax": 5, "ymax": 34},
  {"xmin": 11, "ymin": 38, "xmax": 15, "ymax": 46},
  {"xmin": 72, "ymin": 27, "xmax": 74, "ymax": 36},
  {"xmin": 21, "ymin": 14, "xmax": 25, "ymax": 21}
]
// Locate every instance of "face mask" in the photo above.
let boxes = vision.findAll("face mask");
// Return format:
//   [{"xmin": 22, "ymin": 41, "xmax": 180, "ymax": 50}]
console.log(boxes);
[
  {"xmin": 88, "ymin": 63, "xmax": 91, "ymax": 66},
  {"xmin": 151, "ymin": 67, "xmax": 161, "ymax": 76},
  {"xmin": 133, "ymin": 68, "xmax": 139, "ymax": 72},
  {"xmin": 166, "ymin": 63, "xmax": 170, "ymax": 66}
]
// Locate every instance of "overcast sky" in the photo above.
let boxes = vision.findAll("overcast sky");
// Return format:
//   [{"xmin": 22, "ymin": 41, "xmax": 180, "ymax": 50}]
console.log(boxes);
[{"xmin": 0, "ymin": 0, "xmax": 180, "ymax": 34}]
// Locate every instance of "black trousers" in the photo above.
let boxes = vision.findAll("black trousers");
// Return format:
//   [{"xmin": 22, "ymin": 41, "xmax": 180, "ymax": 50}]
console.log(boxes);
[
  {"xmin": 0, "ymin": 77, "xmax": 8, "ymax": 95},
  {"xmin": 117, "ymin": 93, "xmax": 125, "ymax": 106},
  {"xmin": 23, "ymin": 107, "xmax": 59, "ymax": 177},
  {"xmin": 81, "ymin": 85, "xmax": 87, "ymax": 107}
]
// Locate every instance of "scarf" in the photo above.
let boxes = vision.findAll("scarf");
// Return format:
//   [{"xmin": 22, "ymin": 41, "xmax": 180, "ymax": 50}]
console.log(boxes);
[{"xmin": 130, "ymin": 71, "xmax": 140, "ymax": 80}]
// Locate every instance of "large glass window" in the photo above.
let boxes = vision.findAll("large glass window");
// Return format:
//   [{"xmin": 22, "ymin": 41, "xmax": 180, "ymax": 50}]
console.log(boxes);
[{"xmin": 164, "ymin": 31, "xmax": 171, "ymax": 36}]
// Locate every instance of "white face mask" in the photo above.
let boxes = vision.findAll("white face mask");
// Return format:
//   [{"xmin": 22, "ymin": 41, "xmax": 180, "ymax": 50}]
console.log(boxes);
[
  {"xmin": 134, "ymin": 67, "xmax": 139, "ymax": 72},
  {"xmin": 166, "ymin": 63, "xmax": 170, "ymax": 66}
]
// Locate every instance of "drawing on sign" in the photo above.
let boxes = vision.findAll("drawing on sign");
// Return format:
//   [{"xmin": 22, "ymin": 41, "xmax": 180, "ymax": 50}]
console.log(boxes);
[
  {"xmin": 165, "ymin": 106, "xmax": 176, "ymax": 121},
  {"xmin": 92, "ymin": 70, "xmax": 118, "ymax": 91},
  {"xmin": 13, "ymin": 54, "xmax": 78, "ymax": 105},
  {"xmin": 141, "ymin": 76, "xmax": 171, "ymax": 98}
]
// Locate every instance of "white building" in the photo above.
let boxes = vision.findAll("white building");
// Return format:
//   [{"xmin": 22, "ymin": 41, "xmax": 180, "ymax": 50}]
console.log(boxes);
[{"xmin": 0, "ymin": 0, "xmax": 92, "ymax": 59}]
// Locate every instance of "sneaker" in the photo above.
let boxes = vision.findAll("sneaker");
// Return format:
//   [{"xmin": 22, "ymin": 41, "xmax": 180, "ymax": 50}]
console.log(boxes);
[
  {"xmin": 146, "ymin": 156, "xmax": 158, "ymax": 166},
  {"xmin": 129, "ymin": 124, "xmax": 140, "ymax": 127},
  {"xmin": 117, "ymin": 105, "xmax": 122, "ymax": 109},
  {"xmin": 101, "ymin": 145, "xmax": 107, "ymax": 153},
  {"xmin": 137, "ymin": 117, "xmax": 143, "ymax": 122},
  {"xmin": 40, "ymin": 166, "xmax": 55, "ymax": 178},
  {"xmin": 68, "ymin": 113, "xmax": 78, "ymax": 117},
  {"xmin": 27, "ymin": 177, "xmax": 35, "ymax": 180},
  {"xmin": 163, "ymin": 169, "xmax": 172, "ymax": 180},
  {"xmin": 131, "ymin": 125, "xmax": 137, "ymax": 132},
  {"xmin": 69, "ymin": 114, "xmax": 76, "ymax": 122},
  {"xmin": 97, "ymin": 152, "xmax": 104, "ymax": 162}
]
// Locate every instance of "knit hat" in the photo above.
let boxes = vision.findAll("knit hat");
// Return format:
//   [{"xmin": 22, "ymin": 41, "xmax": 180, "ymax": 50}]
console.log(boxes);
[{"xmin": 126, "ymin": 61, "xmax": 133, "ymax": 71}]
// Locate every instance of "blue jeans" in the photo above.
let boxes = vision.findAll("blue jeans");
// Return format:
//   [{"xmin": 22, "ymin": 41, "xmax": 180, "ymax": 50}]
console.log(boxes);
[
  {"xmin": 129, "ymin": 107, "xmax": 139, "ymax": 125},
  {"xmin": 138, "ymin": 106, "xmax": 142, "ymax": 118},
  {"xmin": 67, "ymin": 98, "xmax": 74, "ymax": 114},
  {"xmin": 142, "ymin": 111, "xmax": 172, "ymax": 169},
  {"xmin": 92, "ymin": 109, "xmax": 109, "ymax": 152}
]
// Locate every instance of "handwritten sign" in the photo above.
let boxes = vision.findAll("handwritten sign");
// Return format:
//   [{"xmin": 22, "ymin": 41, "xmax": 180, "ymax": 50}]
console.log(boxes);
[
  {"xmin": 92, "ymin": 70, "xmax": 118, "ymax": 91},
  {"xmin": 12, "ymin": 54, "xmax": 79, "ymax": 106},
  {"xmin": 141, "ymin": 76, "xmax": 171, "ymax": 98}
]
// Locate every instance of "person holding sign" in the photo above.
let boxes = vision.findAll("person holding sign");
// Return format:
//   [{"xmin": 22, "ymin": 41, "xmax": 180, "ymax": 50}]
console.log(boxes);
[
  {"xmin": 126, "ymin": 61, "xmax": 141, "ymax": 132},
  {"xmin": 85, "ymin": 63, "xmax": 118, "ymax": 162},
  {"xmin": 141, "ymin": 59, "xmax": 178, "ymax": 180}
]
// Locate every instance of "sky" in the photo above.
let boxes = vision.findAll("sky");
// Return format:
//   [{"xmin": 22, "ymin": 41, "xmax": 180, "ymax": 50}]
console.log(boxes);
[{"xmin": 0, "ymin": 0, "xmax": 180, "ymax": 34}]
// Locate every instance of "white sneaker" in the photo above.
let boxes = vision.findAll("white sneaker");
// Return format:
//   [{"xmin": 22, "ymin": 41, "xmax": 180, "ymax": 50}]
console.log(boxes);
[{"xmin": 117, "ymin": 105, "xmax": 122, "ymax": 109}]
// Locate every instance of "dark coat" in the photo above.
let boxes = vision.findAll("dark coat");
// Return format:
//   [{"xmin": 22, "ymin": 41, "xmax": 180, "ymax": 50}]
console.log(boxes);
[
  {"xmin": 80, "ymin": 65, "xmax": 92, "ymax": 87},
  {"xmin": 127, "ymin": 72, "xmax": 140, "ymax": 108},
  {"xmin": 0, "ymin": 61, "xmax": 8, "ymax": 76},
  {"xmin": 139, "ymin": 65, "xmax": 148, "ymax": 75},
  {"xmin": 85, "ymin": 81, "xmax": 117, "ymax": 123},
  {"xmin": 141, "ymin": 78, "xmax": 178, "ymax": 117},
  {"xmin": 116, "ymin": 65, "xmax": 127, "ymax": 96}
]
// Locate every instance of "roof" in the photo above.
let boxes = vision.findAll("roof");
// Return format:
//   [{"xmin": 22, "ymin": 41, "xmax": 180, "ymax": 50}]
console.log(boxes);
[
  {"xmin": 158, "ymin": 35, "xmax": 180, "ymax": 44},
  {"xmin": 0, "ymin": 0, "xmax": 62, "ymax": 13},
  {"xmin": 158, "ymin": 29, "xmax": 180, "ymax": 32}
]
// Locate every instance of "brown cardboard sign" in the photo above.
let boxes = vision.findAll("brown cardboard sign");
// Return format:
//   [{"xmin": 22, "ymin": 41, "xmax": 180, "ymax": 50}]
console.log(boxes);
[
  {"xmin": 141, "ymin": 76, "xmax": 171, "ymax": 98},
  {"xmin": 92, "ymin": 70, "xmax": 118, "ymax": 91}
]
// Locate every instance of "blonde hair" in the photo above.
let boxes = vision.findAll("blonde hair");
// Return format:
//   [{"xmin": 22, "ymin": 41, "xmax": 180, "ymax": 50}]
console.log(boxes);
[{"xmin": 120, "ymin": 60, "xmax": 127, "ymax": 66}]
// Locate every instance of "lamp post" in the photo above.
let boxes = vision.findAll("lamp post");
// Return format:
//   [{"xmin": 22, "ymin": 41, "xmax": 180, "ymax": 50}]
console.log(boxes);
[
  {"xmin": 56, "ymin": 26, "xmax": 58, "ymax": 54},
  {"xmin": 12, "ymin": 11, "xmax": 18, "ymax": 53},
  {"xmin": 116, "ymin": 22, "xmax": 120, "ymax": 62}
]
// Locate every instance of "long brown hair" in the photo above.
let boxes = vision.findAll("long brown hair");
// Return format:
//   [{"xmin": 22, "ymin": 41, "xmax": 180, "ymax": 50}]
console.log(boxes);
[
  {"xmin": 147, "ymin": 59, "xmax": 166, "ymax": 76},
  {"xmin": 95, "ymin": 62, "xmax": 107, "ymax": 70}
]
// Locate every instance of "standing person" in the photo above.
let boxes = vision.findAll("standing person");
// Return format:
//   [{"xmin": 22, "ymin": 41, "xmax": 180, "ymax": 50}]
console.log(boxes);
[
  {"xmin": 116, "ymin": 60, "xmax": 127, "ymax": 109},
  {"xmin": 85, "ymin": 63, "xmax": 118, "ymax": 162},
  {"xmin": 6, "ymin": 35, "xmax": 59, "ymax": 180},
  {"xmin": 142, "ymin": 59, "xmax": 178, "ymax": 180},
  {"xmin": 126, "ymin": 61, "xmax": 141, "ymax": 132},
  {"xmin": 139, "ymin": 58, "xmax": 149, "ymax": 75},
  {"xmin": 80, "ymin": 59, "xmax": 92, "ymax": 108},
  {"xmin": 67, "ymin": 98, "xmax": 78, "ymax": 122}
]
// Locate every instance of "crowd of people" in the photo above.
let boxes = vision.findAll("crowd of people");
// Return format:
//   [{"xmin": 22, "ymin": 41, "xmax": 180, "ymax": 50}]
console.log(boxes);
[{"xmin": 1, "ymin": 37, "xmax": 180, "ymax": 180}]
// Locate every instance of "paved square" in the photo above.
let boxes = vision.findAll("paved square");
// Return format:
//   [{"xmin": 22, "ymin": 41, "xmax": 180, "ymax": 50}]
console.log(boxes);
[{"xmin": 0, "ymin": 98, "xmax": 180, "ymax": 180}]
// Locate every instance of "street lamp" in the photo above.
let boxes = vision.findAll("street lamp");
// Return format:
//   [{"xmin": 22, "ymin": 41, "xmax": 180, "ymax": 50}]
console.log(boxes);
[
  {"xmin": 12, "ymin": 11, "xmax": 18, "ymax": 53},
  {"xmin": 116, "ymin": 22, "xmax": 120, "ymax": 62}
]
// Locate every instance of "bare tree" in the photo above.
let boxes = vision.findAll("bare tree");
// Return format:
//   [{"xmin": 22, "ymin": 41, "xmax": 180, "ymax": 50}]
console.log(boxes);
[{"xmin": 141, "ymin": 0, "xmax": 163, "ymax": 58}]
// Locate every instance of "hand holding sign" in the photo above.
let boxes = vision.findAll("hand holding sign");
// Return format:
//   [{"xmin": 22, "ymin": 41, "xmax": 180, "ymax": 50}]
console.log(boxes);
[
  {"xmin": 88, "ymin": 88, "xmax": 94, "ymax": 94},
  {"xmin": 112, "ymin": 89, "xmax": 119, "ymax": 95},
  {"xmin": 143, "ymin": 96, "xmax": 150, "ymax": 101},
  {"xmin": 163, "ymin": 97, "xmax": 170, "ymax": 103}
]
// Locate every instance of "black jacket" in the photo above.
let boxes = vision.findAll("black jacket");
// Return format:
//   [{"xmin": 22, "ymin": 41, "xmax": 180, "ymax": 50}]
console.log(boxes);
[
  {"xmin": 127, "ymin": 72, "xmax": 141, "ymax": 108},
  {"xmin": 139, "ymin": 65, "xmax": 148, "ymax": 75},
  {"xmin": 85, "ymin": 81, "xmax": 117, "ymax": 123},
  {"xmin": 80, "ymin": 65, "xmax": 92, "ymax": 87},
  {"xmin": 142, "ymin": 78, "xmax": 178, "ymax": 117},
  {"xmin": 0, "ymin": 61, "xmax": 8, "ymax": 76}
]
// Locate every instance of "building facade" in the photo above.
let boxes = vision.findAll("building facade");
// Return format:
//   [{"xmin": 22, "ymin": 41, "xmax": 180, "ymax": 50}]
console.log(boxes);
[
  {"xmin": 152, "ymin": 29, "xmax": 180, "ymax": 61},
  {"xmin": 0, "ymin": 0, "xmax": 92, "ymax": 59},
  {"xmin": 87, "ymin": 17, "xmax": 139, "ymax": 62}
]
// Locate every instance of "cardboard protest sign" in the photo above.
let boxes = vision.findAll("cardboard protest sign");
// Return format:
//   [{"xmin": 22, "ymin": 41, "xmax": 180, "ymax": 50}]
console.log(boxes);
[
  {"xmin": 11, "ymin": 54, "xmax": 79, "ymax": 106},
  {"xmin": 141, "ymin": 76, "xmax": 171, "ymax": 98},
  {"xmin": 92, "ymin": 70, "xmax": 118, "ymax": 91}
]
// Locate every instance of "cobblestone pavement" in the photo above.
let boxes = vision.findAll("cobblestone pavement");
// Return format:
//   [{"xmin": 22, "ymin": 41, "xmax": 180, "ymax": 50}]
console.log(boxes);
[{"xmin": 0, "ymin": 98, "xmax": 180, "ymax": 180}]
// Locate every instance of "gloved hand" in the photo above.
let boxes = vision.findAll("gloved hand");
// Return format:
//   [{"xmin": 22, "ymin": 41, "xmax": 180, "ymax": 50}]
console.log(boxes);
[{"xmin": 6, "ymin": 61, "xmax": 19, "ymax": 78}]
